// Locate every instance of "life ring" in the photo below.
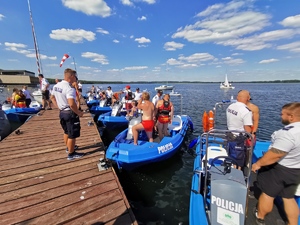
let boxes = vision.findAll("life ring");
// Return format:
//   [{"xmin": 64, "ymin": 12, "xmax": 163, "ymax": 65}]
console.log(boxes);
[
  {"xmin": 202, "ymin": 111, "xmax": 208, "ymax": 132},
  {"xmin": 208, "ymin": 110, "xmax": 214, "ymax": 131}
]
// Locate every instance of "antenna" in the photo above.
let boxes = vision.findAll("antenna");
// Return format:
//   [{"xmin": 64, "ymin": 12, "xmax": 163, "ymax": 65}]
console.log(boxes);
[{"xmin": 27, "ymin": 0, "xmax": 43, "ymax": 75}]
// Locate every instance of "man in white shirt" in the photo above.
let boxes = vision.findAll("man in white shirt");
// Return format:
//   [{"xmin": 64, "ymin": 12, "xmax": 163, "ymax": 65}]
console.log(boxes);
[
  {"xmin": 152, "ymin": 90, "xmax": 163, "ymax": 106},
  {"xmin": 226, "ymin": 90, "xmax": 253, "ymax": 133},
  {"xmin": 50, "ymin": 68, "xmax": 84, "ymax": 161},
  {"xmin": 38, "ymin": 74, "xmax": 52, "ymax": 110},
  {"xmin": 105, "ymin": 86, "xmax": 113, "ymax": 105},
  {"xmin": 134, "ymin": 88, "xmax": 142, "ymax": 101},
  {"xmin": 22, "ymin": 85, "xmax": 32, "ymax": 108}
]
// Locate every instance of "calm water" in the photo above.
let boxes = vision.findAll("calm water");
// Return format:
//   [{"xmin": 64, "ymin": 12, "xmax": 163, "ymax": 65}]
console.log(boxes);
[{"xmin": 1, "ymin": 83, "xmax": 299, "ymax": 224}]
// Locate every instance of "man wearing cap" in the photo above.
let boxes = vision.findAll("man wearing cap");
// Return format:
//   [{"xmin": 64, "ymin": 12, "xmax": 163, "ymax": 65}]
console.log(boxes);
[
  {"xmin": 106, "ymin": 86, "xmax": 113, "ymax": 105},
  {"xmin": 152, "ymin": 90, "xmax": 163, "ymax": 107},
  {"xmin": 134, "ymin": 88, "xmax": 142, "ymax": 101}
]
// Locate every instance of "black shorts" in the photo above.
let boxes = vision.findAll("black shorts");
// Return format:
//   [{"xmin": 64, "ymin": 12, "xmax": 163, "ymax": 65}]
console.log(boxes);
[
  {"xmin": 59, "ymin": 110, "xmax": 81, "ymax": 139},
  {"xmin": 257, "ymin": 163, "xmax": 300, "ymax": 198},
  {"xmin": 42, "ymin": 90, "xmax": 50, "ymax": 100}
]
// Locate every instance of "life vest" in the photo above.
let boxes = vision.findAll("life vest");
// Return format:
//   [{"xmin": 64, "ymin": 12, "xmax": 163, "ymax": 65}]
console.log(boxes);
[
  {"xmin": 15, "ymin": 94, "xmax": 26, "ymax": 108},
  {"xmin": 158, "ymin": 100, "xmax": 171, "ymax": 123},
  {"xmin": 125, "ymin": 91, "xmax": 134, "ymax": 100}
]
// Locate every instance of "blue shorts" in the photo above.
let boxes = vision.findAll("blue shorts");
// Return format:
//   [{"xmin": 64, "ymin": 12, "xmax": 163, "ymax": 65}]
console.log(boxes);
[{"xmin": 59, "ymin": 110, "xmax": 80, "ymax": 139}]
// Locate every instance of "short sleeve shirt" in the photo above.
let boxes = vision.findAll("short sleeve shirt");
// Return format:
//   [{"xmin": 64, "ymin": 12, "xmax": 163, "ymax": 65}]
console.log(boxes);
[
  {"xmin": 269, "ymin": 122, "xmax": 300, "ymax": 168},
  {"xmin": 226, "ymin": 101, "xmax": 253, "ymax": 131},
  {"xmin": 40, "ymin": 78, "xmax": 50, "ymax": 91},
  {"xmin": 52, "ymin": 80, "xmax": 76, "ymax": 110},
  {"xmin": 152, "ymin": 95, "xmax": 162, "ymax": 106}
]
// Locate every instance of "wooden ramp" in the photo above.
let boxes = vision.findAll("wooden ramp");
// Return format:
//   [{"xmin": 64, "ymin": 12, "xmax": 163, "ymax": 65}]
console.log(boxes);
[{"xmin": 0, "ymin": 106, "xmax": 137, "ymax": 225}]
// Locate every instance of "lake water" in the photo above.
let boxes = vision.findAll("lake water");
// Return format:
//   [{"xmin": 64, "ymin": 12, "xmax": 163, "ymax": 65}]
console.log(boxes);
[{"xmin": 1, "ymin": 82, "xmax": 299, "ymax": 224}]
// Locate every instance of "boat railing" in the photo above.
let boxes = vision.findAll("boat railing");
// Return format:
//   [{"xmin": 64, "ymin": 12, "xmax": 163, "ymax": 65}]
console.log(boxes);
[{"xmin": 201, "ymin": 128, "xmax": 254, "ymax": 212}]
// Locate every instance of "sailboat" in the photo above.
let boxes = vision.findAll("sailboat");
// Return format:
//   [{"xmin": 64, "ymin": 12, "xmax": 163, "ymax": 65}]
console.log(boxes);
[{"xmin": 220, "ymin": 74, "xmax": 235, "ymax": 89}]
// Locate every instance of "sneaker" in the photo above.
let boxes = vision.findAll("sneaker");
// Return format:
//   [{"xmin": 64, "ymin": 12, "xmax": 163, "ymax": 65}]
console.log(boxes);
[
  {"xmin": 253, "ymin": 207, "xmax": 266, "ymax": 225},
  {"xmin": 67, "ymin": 152, "xmax": 85, "ymax": 160},
  {"xmin": 66, "ymin": 145, "xmax": 79, "ymax": 153}
]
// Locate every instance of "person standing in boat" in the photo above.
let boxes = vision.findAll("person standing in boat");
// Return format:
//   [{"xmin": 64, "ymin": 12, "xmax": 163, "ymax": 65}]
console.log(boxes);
[
  {"xmin": 105, "ymin": 86, "xmax": 113, "ymax": 105},
  {"xmin": 38, "ymin": 74, "xmax": 52, "ymax": 110},
  {"xmin": 132, "ymin": 92, "xmax": 155, "ymax": 145},
  {"xmin": 252, "ymin": 102, "xmax": 300, "ymax": 225},
  {"xmin": 134, "ymin": 88, "xmax": 142, "ymax": 101},
  {"xmin": 22, "ymin": 85, "xmax": 33, "ymax": 108},
  {"xmin": 50, "ymin": 68, "xmax": 84, "ymax": 161},
  {"xmin": 226, "ymin": 90, "xmax": 253, "ymax": 133},
  {"xmin": 152, "ymin": 90, "xmax": 163, "ymax": 106},
  {"xmin": 155, "ymin": 94, "xmax": 174, "ymax": 141}
]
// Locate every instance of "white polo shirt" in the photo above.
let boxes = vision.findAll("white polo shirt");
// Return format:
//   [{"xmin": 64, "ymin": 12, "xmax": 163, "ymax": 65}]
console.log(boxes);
[
  {"xmin": 226, "ymin": 101, "xmax": 253, "ymax": 131},
  {"xmin": 269, "ymin": 122, "xmax": 300, "ymax": 168},
  {"xmin": 105, "ymin": 89, "xmax": 113, "ymax": 98},
  {"xmin": 52, "ymin": 80, "xmax": 76, "ymax": 110},
  {"xmin": 134, "ymin": 91, "xmax": 142, "ymax": 100}
]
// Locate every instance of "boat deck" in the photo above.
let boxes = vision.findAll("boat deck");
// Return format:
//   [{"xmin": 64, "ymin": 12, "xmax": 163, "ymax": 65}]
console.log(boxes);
[{"xmin": 0, "ymin": 101, "xmax": 137, "ymax": 224}]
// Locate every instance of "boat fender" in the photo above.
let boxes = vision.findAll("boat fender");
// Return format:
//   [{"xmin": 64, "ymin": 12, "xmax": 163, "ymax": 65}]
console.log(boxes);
[
  {"xmin": 202, "ymin": 111, "xmax": 208, "ymax": 132},
  {"xmin": 208, "ymin": 110, "xmax": 214, "ymax": 131}
]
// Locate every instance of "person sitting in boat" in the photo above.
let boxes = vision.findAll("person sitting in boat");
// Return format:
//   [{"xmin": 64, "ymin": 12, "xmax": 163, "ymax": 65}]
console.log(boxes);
[
  {"xmin": 132, "ymin": 92, "xmax": 155, "ymax": 145},
  {"xmin": 155, "ymin": 94, "xmax": 174, "ymax": 141},
  {"xmin": 10, "ymin": 88, "xmax": 18, "ymax": 107},
  {"xmin": 14, "ymin": 90, "xmax": 27, "ymax": 108},
  {"xmin": 126, "ymin": 100, "xmax": 138, "ymax": 117}
]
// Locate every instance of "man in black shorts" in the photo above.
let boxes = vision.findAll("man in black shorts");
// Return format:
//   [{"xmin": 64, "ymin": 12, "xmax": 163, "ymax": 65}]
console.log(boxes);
[
  {"xmin": 50, "ymin": 68, "xmax": 84, "ymax": 160},
  {"xmin": 38, "ymin": 74, "xmax": 52, "ymax": 110},
  {"xmin": 252, "ymin": 102, "xmax": 300, "ymax": 225}
]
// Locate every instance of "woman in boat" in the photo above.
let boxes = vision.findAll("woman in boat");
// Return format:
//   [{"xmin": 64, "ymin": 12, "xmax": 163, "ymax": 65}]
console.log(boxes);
[
  {"xmin": 126, "ymin": 100, "xmax": 138, "ymax": 117},
  {"xmin": 14, "ymin": 90, "xmax": 27, "ymax": 108},
  {"xmin": 10, "ymin": 88, "xmax": 18, "ymax": 107},
  {"xmin": 155, "ymin": 94, "xmax": 174, "ymax": 141}
]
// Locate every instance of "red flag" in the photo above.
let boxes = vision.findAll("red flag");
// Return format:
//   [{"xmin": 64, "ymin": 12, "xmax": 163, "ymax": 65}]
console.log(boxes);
[{"xmin": 59, "ymin": 54, "xmax": 69, "ymax": 67}]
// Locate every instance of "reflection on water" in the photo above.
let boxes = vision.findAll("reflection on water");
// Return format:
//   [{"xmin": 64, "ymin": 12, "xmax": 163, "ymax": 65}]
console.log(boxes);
[{"xmin": 1, "ymin": 82, "xmax": 299, "ymax": 224}]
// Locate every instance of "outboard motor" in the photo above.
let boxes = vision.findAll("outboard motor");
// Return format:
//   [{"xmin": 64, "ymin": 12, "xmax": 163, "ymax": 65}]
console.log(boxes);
[
  {"xmin": 210, "ymin": 166, "xmax": 247, "ymax": 225},
  {"xmin": 126, "ymin": 115, "xmax": 142, "ymax": 140}
]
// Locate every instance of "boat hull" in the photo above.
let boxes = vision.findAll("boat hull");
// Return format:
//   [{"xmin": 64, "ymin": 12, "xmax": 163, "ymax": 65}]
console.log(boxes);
[
  {"xmin": 154, "ymin": 85, "xmax": 174, "ymax": 91},
  {"xmin": 4, "ymin": 107, "xmax": 40, "ymax": 123},
  {"xmin": 0, "ymin": 110, "xmax": 11, "ymax": 141},
  {"xmin": 106, "ymin": 115, "xmax": 193, "ymax": 170}
]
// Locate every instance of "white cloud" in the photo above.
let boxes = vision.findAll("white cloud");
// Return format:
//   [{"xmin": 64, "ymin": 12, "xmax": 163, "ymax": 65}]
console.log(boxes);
[
  {"xmin": 62, "ymin": 0, "xmax": 111, "ymax": 17},
  {"xmin": 0, "ymin": 14, "xmax": 5, "ymax": 20},
  {"xmin": 113, "ymin": 39, "xmax": 120, "ymax": 43},
  {"xmin": 82, "ymin": 52, "xmax": 109, "ymax": 65},
  {"xmin": 79, "ymin": 66, "xmax": 96, "ymax": 70},
  {"xmin": 164, "ymin": 41, "xmax": 184, "ymax": 51},
  {"xmin": 4, "ymin": 42, "xmax": 57, "ymax": 60},
  {"xmin": 120, "ymin": 0, "xmax": 133, "ymax": 6},
  {"xmin": 280, "ymin": 14, "xmax": 300, "ymax": 28},
  {"xmin": 50, "ymin": 28, "xmax": 96, "ymax": 43},
  {"xmin": 123, "ymin": 66, "xmax": 148, "ymax": 70},
  {"xmin": 277, "ymin": 41, "xmax": 300, "ymax": 53},
  {"xmin": 141, "ymin": 0, "xmax": 156, "ymax": 4},
  {"xmin": 259, "ymin": 58, "xmax": 279, "ymax": 64},
  {"xmin": 135, "ymin": 37, "xmax": 151, "ymax": 44},
  {"xmin": 138, "ymin": 16, "xmax": 147, "ymax": 21},
  {"xmin": 96, "ymin": 27, "xmax": 109, "ymax": 35}
]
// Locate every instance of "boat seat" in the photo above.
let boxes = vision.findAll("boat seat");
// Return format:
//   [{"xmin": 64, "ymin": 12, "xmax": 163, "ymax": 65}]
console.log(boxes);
[
  {"xmin": 201, "ymin": 146, "xmax": 228, "ymax": 168},
  {"xmin": 168, "ymin": 115, "xmax": 182, "ymax": 131},
  {"xmin": 126, "ymin": 115, "xmax": 142, "ymax": 140}
]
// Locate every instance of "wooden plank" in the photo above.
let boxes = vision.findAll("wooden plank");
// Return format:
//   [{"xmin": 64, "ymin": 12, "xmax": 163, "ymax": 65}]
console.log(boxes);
[{"xmin": 0, "ymin": 99, "xmax": 137, "ymax": 224}]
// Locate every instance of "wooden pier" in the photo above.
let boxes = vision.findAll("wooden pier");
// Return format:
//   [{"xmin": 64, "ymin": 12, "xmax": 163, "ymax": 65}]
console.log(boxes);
[{"xmin": 0, "ymin": 104, "xmax": 137, "ymax": 224}]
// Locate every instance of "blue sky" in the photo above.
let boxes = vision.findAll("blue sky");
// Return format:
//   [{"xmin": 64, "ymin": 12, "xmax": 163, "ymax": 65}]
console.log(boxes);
[{"xmin": 0, "ymin": 0, "xmax": 300, "ymax": 82}]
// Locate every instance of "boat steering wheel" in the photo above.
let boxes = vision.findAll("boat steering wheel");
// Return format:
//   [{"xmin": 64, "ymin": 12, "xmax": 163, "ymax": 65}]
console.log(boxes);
[{"xmin": 210, "ymin": 156, "xmax": 239, "ymax": 168}]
